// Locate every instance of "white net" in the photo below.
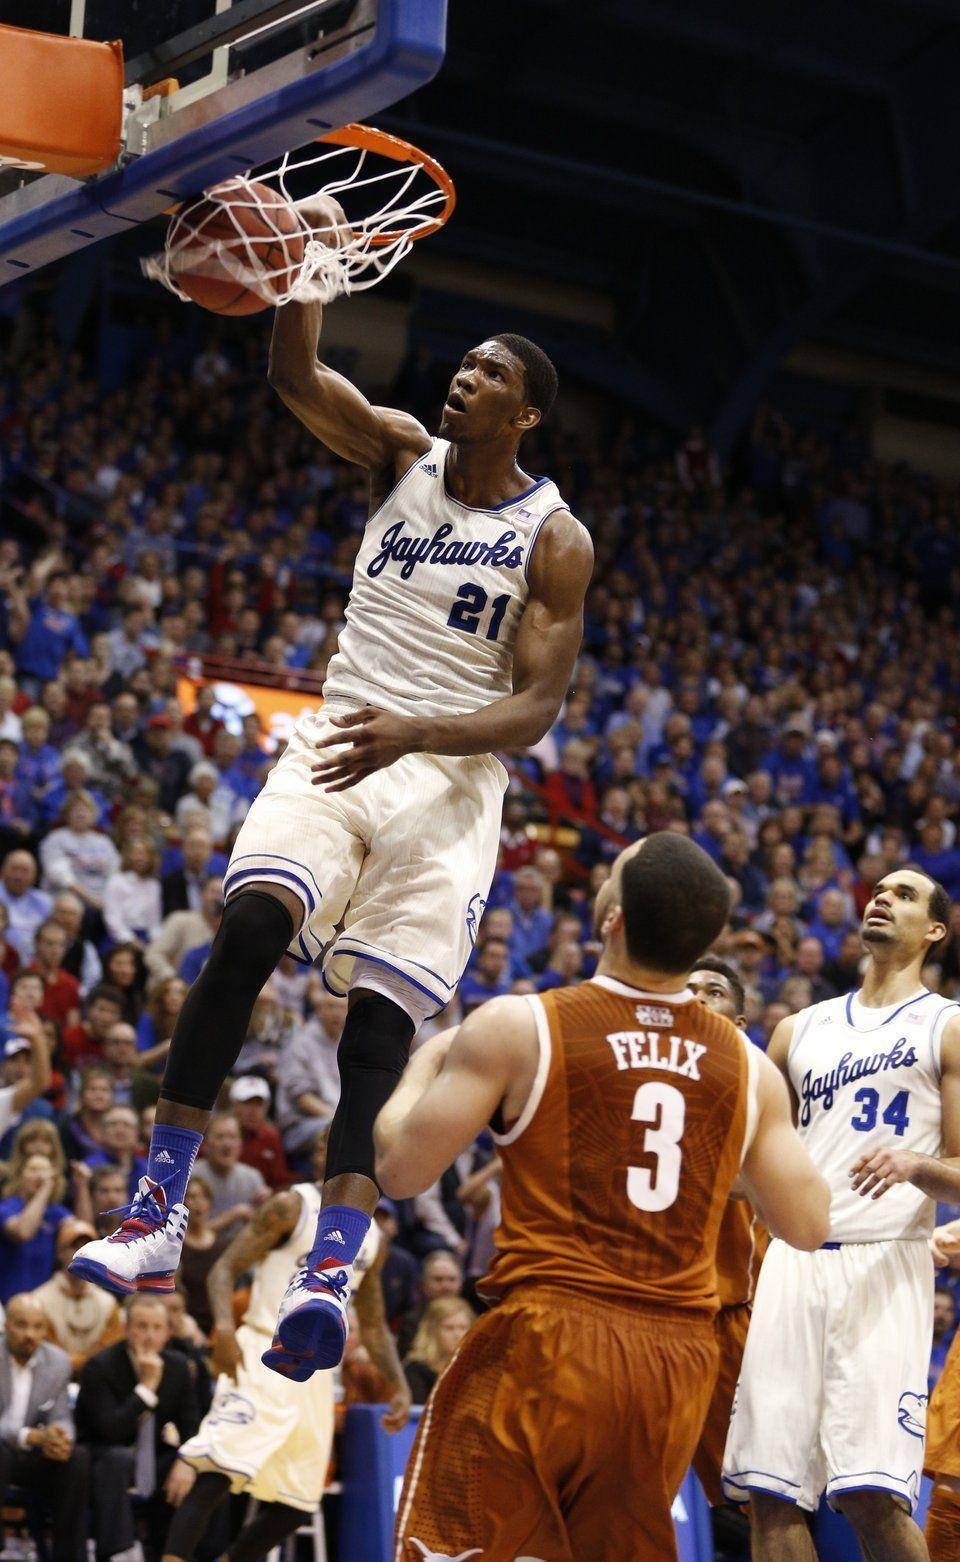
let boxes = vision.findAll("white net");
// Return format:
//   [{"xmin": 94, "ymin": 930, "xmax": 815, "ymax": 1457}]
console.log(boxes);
[{"xmin": 141, "ymin": 126, "xmax": 453, "ymax": 307}]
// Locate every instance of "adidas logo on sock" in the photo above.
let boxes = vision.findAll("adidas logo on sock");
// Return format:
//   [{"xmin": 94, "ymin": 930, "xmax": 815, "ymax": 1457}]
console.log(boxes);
[
  {"xmin": 326, "ymin": 1229, "xmax": 345, "ymax": 1243},
  {"xmin": 154, "ymin": 1150, "xmax": 175, "ymax": 1164}
]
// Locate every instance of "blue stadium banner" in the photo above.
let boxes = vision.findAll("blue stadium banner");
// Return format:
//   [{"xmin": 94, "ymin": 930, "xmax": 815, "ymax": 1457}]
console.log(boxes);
[{"xmin": 340, "ymin": 1405, "xmax": 715, "ymax": 1561}]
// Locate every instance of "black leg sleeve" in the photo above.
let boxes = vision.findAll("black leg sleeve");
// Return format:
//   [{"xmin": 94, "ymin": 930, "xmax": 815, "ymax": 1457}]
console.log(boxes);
[
  {"xmin": 163, "ymin": 1470, "xmax": 232, "ymax": 1560},
  {"xmin": 228, "ymin": 1500, "xmax": 307, "ymax": 1561},
  {"xmin": 326, "ymin": 992, "xmax": 414, "ymax": 1185},
  {"xmin": 161, "ymin": 891, "xmax": 294, "ymax": 1110}
]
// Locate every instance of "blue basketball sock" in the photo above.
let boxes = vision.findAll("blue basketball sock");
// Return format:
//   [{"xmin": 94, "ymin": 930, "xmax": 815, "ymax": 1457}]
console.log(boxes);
[
  {"xmin": 146, "ymin": 1124, "xmax": 204, "ymax": 1209},
  {"xmin": 307, "ymin": 1205, "xmax": 371, "ymax": 1270}
]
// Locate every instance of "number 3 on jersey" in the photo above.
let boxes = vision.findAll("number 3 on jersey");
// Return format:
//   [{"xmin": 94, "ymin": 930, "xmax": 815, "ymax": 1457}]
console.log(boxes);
[
  {"xmin": 447, "ymin": 583, "xmax": 510, "ymax": 641},
  {"xmin": 627, "ymin": 1081, "xmax": 686, "ymax": 1212}
]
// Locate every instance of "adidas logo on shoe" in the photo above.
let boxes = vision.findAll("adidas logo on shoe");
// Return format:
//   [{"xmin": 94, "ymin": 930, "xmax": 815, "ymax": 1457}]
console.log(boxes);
[{"xmin": 154, "ymin": 1150, "xmax": 176, "ymax": 1165}]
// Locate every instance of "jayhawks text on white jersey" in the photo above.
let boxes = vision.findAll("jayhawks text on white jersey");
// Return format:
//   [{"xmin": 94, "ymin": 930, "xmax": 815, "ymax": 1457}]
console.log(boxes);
[
  {"xmin": 788, "ymin": 988, "xmax": 959, "ymax": 1242},
  {"xmin": 323, "ymin": 438, "xmax": 566, "ymax": 721}
]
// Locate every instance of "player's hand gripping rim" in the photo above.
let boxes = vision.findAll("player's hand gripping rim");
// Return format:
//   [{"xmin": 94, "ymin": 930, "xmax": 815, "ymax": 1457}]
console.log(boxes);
[
  {"xmin": 849, "ymin": 1146, "xmax": 924, "ymax": 1200},
  {"xmin": 312, "ymin": 707, "xmax": 419, "ymax": 791}
]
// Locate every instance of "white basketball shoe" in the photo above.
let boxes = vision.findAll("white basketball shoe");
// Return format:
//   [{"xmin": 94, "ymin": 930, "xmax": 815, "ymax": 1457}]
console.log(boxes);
[{"xmin": 68, "ymin": 1175, "xmax": 189, "ymax": 1296}]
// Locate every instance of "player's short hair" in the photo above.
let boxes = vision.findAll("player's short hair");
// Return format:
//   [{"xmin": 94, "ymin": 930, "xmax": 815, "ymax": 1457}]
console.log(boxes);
[
  {"xmin": 689, "ymin": 955, "xmax": 746, "ymax": 1017},
  {"xmin": 620, "ymin": 834, "xmax": 732, "ymax": 974},
  {"xmin": 492, "ymin": 333, "xmax": 558, "ymax": 420},
  {"xmin": 900, "ymin": 864, "xmax": 951, "ymax": 948}
]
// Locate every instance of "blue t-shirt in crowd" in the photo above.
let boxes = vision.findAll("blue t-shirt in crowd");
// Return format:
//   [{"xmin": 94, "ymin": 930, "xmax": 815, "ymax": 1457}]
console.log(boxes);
[
  {"xmin": 806, "ymin": 919, "xmax": 853, "ymax": 963},
  {"xmin": 0, "ymin": 1197, "xmax": 72, "ymax": 1302},
  {"xmin": 15, "ymin": 599, "xmax": 87, "ymax": 681},
  {"xmin": 0, "ymin": 1097, "xmax": 54, "ymax": 1160},
  {"xmin": 509, "ymin": 907, "xmax": 553, "ymax": 965},
  {"xmin": 911, "ymin": 846, "xmax": 960, "ymax": 900},
  {"xmin": 459, "ymin": 973, "xmax": 511, "ymax": 1013},
  {"xmin": 179, "ymin": 941, "xmax": 211, "ymax": 985}
]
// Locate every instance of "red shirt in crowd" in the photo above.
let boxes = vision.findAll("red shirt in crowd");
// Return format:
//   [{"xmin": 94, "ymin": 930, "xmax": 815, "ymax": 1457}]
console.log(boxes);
[
  {"xmin": 0, "ymin": 941, "xmax": 19, "ymax": 983},
  {"xmin": 61, "ymin": 1021, "xmax": 104, "ymax": 1070},
  {"xmin": 542, "ymin": 771, "xmax": 599, "ymax": 827},
  {"xmin": 239, "ymin": 1122, "xmax": 292, "ymax": 1189},
  {"xmin": 34, "ymin": 966, "xmax": 81, "ymax": 1030},
  {"xmin": 183, "ymin": 710, "xmax": 225, "ymax": 756}
]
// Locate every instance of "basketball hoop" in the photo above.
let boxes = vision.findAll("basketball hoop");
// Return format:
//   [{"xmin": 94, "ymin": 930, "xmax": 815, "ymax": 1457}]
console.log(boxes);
[{"xmin": 142, "ymin": 122, "xmax": 455, "ymax": 307}]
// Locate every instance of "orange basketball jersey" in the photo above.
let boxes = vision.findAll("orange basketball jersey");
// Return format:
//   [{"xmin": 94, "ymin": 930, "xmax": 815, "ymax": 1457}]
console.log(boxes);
[{"xmin": 482, "ymin": 974, "xmax": 756, "ymax": 1314}]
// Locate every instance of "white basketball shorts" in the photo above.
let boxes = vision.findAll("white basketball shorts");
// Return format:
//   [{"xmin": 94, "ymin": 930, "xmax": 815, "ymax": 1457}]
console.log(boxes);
[
  {"xmin": 224, "ymin": 708, "xmax": 507, "ymax": 1019},
  {"xmin": 722, "ymin": 1236, "xmax": 934, "ymax": 1513},
  {"xmin": 178, "ymin": 1323, "xmax": 335, "ymax": 1510}
]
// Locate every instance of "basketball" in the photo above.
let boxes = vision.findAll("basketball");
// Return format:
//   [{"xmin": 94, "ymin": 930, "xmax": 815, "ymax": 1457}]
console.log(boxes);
[{"xmin": 166, "ymin": 178, "xmax": 305, "ymax": 315}]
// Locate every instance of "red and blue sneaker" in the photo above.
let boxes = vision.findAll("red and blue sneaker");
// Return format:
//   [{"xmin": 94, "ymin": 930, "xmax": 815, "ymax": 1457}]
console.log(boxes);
[
  {"xmin": 262, "ymin": 1256, "xmax": 352, "ymax": 1380},
  {"xmin": 68, "ymin": 1175, "xmax": 189, "ymax": 1297}
]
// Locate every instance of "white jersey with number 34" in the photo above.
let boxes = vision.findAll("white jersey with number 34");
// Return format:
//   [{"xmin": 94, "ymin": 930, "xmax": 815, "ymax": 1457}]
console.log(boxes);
[
  {"xmin": 788, "ymin": 988, "xmax": 959, "ymax": 1242},
  {"xmin": 323, "ymin": 437, "xmax": 566, "ymax": 721}
]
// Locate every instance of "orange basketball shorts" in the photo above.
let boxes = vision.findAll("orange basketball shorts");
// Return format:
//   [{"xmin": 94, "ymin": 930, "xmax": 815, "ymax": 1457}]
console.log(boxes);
[
  {"xmin": 394, "ymin": 1284, "xmax": 718, "ymax": 1562},
  {"xmin": 692, "ymin": 1301, "xmax": 751, "ymax": 1506},
  {"xmin": 926, "ymin": 1332, "xmax": 960, "ymax": 1480}
]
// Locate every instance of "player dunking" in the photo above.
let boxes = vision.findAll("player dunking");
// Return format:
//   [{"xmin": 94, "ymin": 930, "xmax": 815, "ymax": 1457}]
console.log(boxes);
[
  {"xmin": 375, "ymin": 834, "xmax": 829, "ymax": 1562},
  {"xmin": 72, "ymin": 192, "xmax": 594, "ymax": 1383},
  {"xmin": 686, "ymin": 957, "xmax": 768, "ymax": 1513},
  {"xmin": 723, "ymin": 866, "xmax": 960, "ymax": 1561}
]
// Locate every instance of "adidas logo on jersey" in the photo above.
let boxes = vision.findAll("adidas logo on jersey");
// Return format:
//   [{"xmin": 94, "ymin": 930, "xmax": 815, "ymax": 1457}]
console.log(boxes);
[
  {"xmin": 154, "ymin": 1150, "xmax": 175, "ymax": 1164},
  {"xmin": 420, "ymin": 462, "xmax": 438, "ymax": 476}
]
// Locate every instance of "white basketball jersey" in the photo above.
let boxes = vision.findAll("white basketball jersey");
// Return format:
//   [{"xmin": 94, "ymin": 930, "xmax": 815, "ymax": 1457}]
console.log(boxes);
[
  {"xmin": 322, "ymin": 437, "xmax": 567, "ymax": 720},
  {"xmin": 788, "ymin": 988, "xmax": 959, "ymax": 1242},
  {"xmin": 242, "ymin": 1183, "xmax": 380, "ymax": 1334}
]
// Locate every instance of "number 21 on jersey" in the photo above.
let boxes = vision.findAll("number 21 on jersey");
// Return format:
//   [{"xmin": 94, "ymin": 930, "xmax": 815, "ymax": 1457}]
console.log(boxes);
[
  {"xmin": 627, "ymin": 1081, "xmax": 686, "ymax": 1212},
  {"xmin": 447, "ymin": 583, "xmax": 510, "ymax": 641}
]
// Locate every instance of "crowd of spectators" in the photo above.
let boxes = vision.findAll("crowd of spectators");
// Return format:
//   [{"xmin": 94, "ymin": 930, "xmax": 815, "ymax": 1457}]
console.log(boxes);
[{"xmin": 2, "ymin": 309, "xmax": 960, "ymax": 1554}]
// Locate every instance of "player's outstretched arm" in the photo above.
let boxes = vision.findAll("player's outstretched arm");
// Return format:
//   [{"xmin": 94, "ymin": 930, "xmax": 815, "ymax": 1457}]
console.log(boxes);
[
  {"xmin": 374, "ymin": 999, "xmax": 539, "ymax": 1197},
  {"xmin": 739, "ymin": 1047, "xmax": 831, "ymax": 1251},
  {"xmin": 850, "ymin": 1014, "xmax": 960, "ymax": 1203},
  {"xmin": 311, "ymin": 514, "xmax": 595, "ymax": 789},
  {"xmin": 206, "ymin": 1189, "xmax": 301, "ymax": 1376},
  {"xmin": 269, "ymin": 300, "xmax": 429, "ymax": 474}
]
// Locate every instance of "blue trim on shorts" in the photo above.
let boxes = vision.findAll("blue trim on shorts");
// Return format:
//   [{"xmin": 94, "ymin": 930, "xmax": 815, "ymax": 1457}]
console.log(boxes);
[
  {"xmin": 723, "ymin": 1469, "xmax": 802, "ymax": 1493},
  {"xmin": 337, "ymin": 935, "xmax": 457, "ymax": 992},
  {"xmin": 821, "ymin": 1241, "xmax": 843, "ymax": 1250},
  {"xmin": 324, "ymin": 949, "xmax": 446, "ymax": 1012},
  {"xmin": 226, "ymin": 851, "xmax": 324, "ymax": 908},
  {"xmin": 826, "ymin": 1473, "xmax": 918, "ymax": 1512}
]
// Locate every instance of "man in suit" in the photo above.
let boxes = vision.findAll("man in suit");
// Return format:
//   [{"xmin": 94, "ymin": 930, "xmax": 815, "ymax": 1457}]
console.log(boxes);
[
  {"xmin": 160, "ymin": 827, "xmax": 225, "ymax": 918},
  {"xmin": 0, "ymin": 1293, "xmax": 90, "ymax": 1560},
  {"xmin": 77, "ymin": 1294, "xmax": 201, "ymax": 1562}
]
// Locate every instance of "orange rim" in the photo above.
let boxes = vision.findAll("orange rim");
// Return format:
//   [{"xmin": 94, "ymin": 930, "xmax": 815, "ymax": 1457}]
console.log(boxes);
[{"xmin": 318, "ymin": 122, "xmax": 455, "ymax": 246}]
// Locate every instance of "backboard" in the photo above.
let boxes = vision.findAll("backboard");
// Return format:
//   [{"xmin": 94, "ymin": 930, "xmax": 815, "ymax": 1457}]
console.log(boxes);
[{"xmin": 0, "ymin": 0, "xmax": 446, "ymax": 283}]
